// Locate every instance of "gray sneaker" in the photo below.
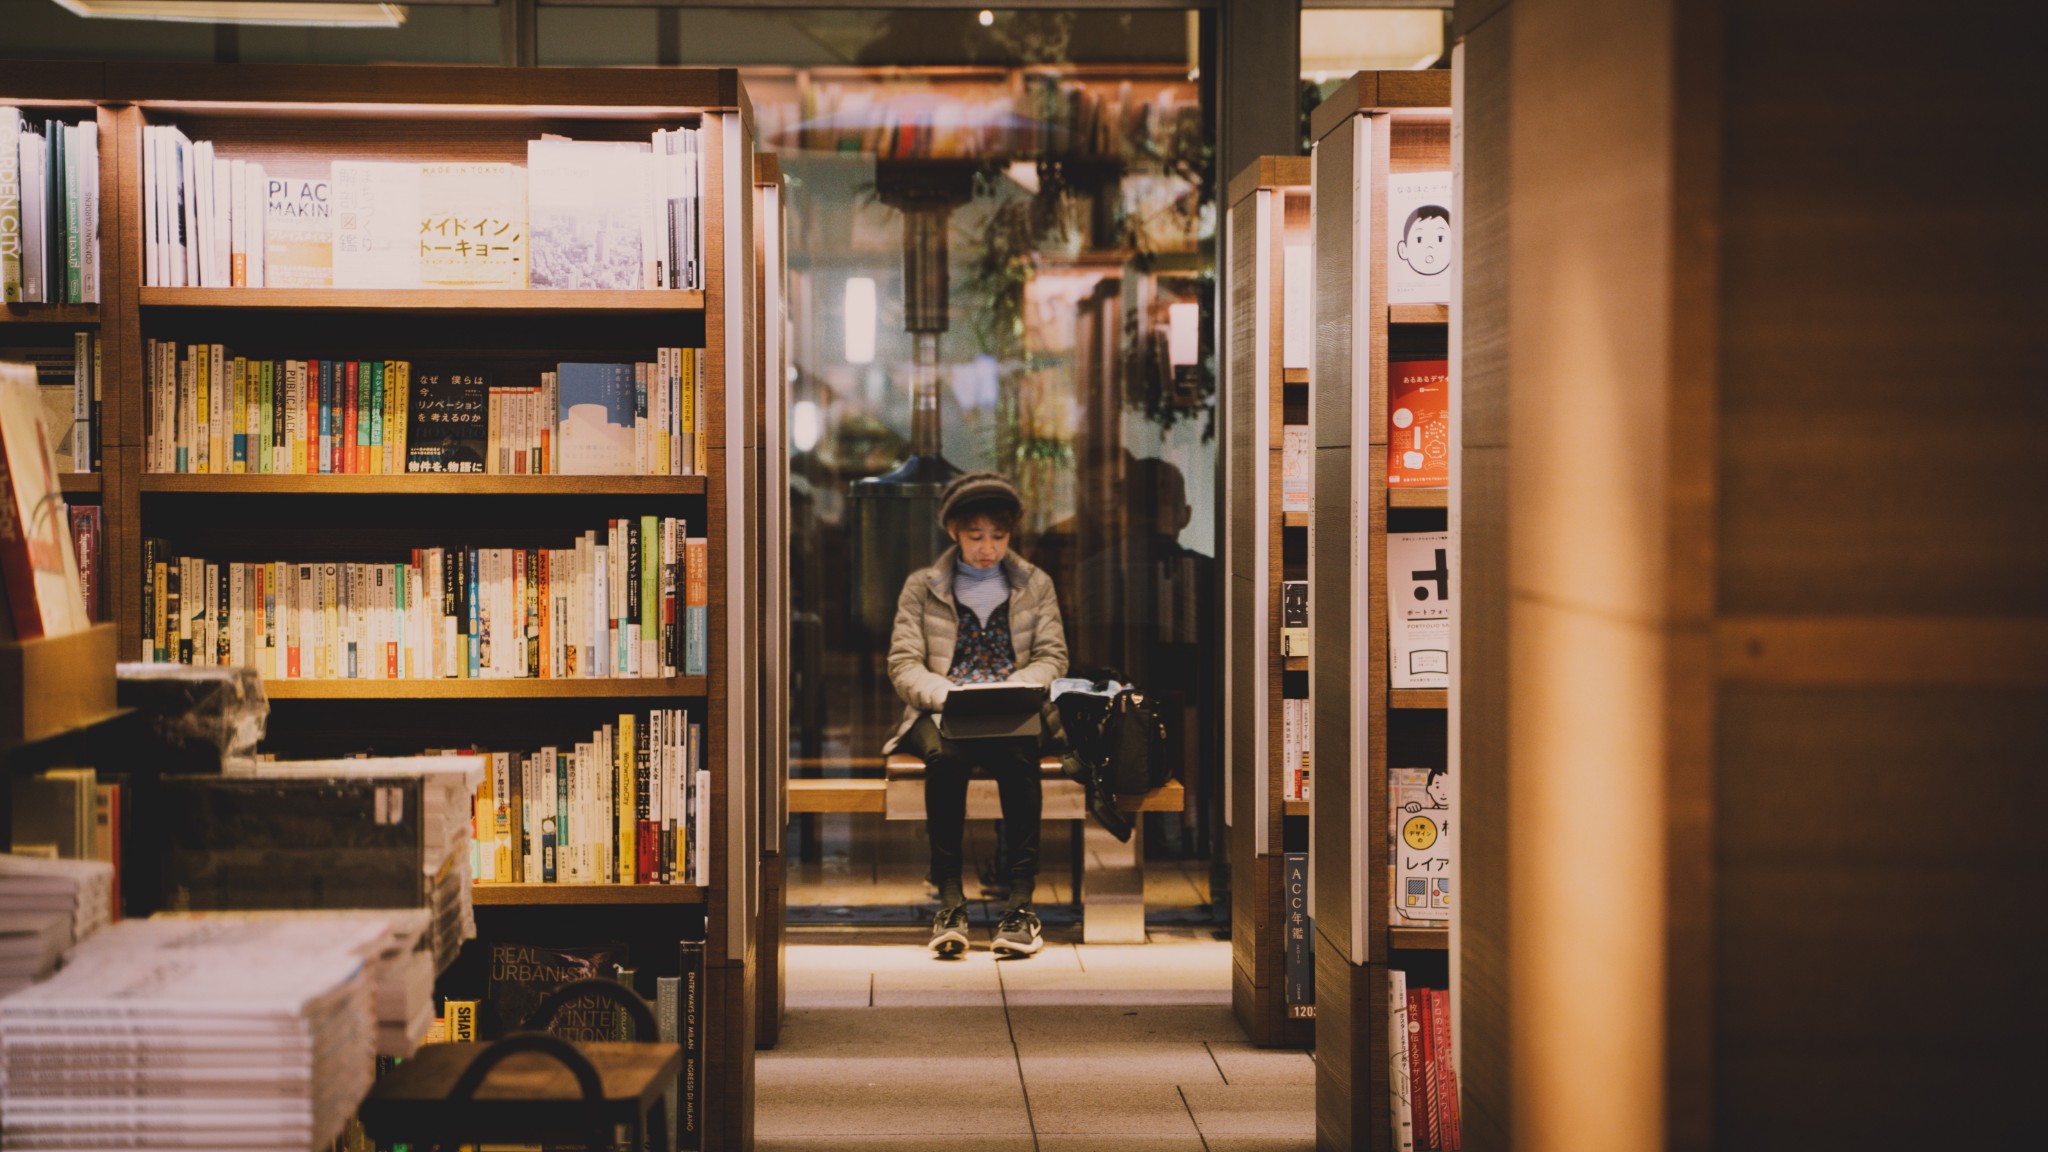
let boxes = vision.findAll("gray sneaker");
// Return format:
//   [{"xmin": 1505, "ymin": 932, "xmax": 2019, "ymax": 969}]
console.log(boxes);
[
  {"xmin": 991, "ymin": 906, "xmax": 1043, "ymax": 957},
  {"xmin": 929, "ymin": 903, "xmax": 969, "ymax": 958}
]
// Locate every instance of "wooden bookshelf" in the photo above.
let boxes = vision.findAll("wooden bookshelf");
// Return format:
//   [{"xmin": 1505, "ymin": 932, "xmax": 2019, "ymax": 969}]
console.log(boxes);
[
  {"xmin": 1390, "ymin": 689, "xmax": 1448, "ymax": 711},
  {"xmin": 59, "ymin": 473, "xmax": 104, "ymax": 495},
  {"xmin": 1307, "ymin": 70, "xmax": 1454, "ymax": 1151},
  {"xmin": 12, "ymin": 64, "xmax": 764, "ymax": 1150},
  {"xmin": 472, "ymin": 883, "xmax": 707, "ymax": 907},
  {"xmin": 138, "ymin": 288, "xmax": 704, "ymax": 315},
  {"xmin": 1389, "ymin": 488, "xmax": 1447, "ymax": 509},
  {"xmin": 1389, "ymin": 304, "xmax": 1450, "ymax": 325},
  {"xmin": 1390, "ymin": 927, "xmax": 1449, "ymax": 952},
  {"xmin": 140, "ymin": 474, "xmax": 706, "ymax": 496},
  {"xmin": 262, "ymin": 677, "xmax": 708, "ymax": 701},
  {"xmin": 0, "ymin": 304, "xmax": 100, "ymax": 326},
  {"xmin": 0, "ymin": 625, "xmax": 122, "ymax": 752},
  {"xmin": 1224, "ymin": 155, "xmax": 1314, "ymax": 1051},
  {"xmin": 753, "ymin": 153, "xmax": 791, "ymax": 1051}
]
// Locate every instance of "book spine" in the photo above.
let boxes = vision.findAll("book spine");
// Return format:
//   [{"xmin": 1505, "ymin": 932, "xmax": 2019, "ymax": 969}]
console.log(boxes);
[
  {"xmin": 1390, "ymin": 969, "xmax": 1415, "ymax": 1152},
  {"xmin": 1412, "ymin": 986, "xmax": 1439, "ymax": 1150},
  {"xmin": 685, "ymin": 532, "xmax": 707, "ymax": 677},
  {"xmin": 1431, "ymin": 987, "xmax": 1460, "ymax": 1150},
  {"xmin": 369, "ymin": 360, "xmax": 385, "ymax": 475},
  {"xmin": 446, "ymin": 1000, "xmax": 478, "ymax": 1043},
  {"xmin": 1282, "ymin": 851, "xmax": 1313, "ymax": 1012},
  {"xmin": 658, "ymin": 975, "xmax": 681, "ymax": 1152},
  {"xmin": 345, "ymin": 360, "xmax": 361, "ymax": 474},
  {"xmin": 0, "ymin": 112, "xmax": 21, "ymax": 302},
  {"xmin": 540, "ymin": 748, "xmax": 558, "ymax": 883},
  {"xmin": 680, "ymin": 939, "xmax": 704, "ymax": 1150},
  {"xmin": 640, "ymin": 513, "xmax": 659, "ymax": 677}
]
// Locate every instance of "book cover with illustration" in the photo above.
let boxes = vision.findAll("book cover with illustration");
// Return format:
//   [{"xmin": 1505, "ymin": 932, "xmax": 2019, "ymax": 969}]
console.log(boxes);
[
  {"xmin": 0, "ymin": 363, "xmax": 88, "ymax": 639},
  {"xmin": 332, "ymin": 161, "xmax": 421, "ymax": 289},
  {"xmin": 1387, "ymin": 531, "xmax": 1451, "ymax": 689},
  {"xmin": 418, "ymin": 163, "xmax": 525, "ymax": 288},
  {"xmin": 1387, "ymin": 170, "xmax": 1452, "ymax": 305},
  {"xmin": 1390, "ymin": 765, "xmax": 1452, "ymax": 926},
  {"xmin": 264, "ymin": 175, "xmax": 332, "ymax": 289},
  {"xmin": 556, "ymin": 362, "xmax": 637, "ymax": 475},
  {"xmin": 527, "ymin": 140, "xmax": 649, "ymax": 291},
  {"xmin": 405, "ymin": 371, "xmax": 488, "ymax": 474},
  {"xmin": 1388, "ymin": 359, "xmax": 1450, "ymax": 487}
]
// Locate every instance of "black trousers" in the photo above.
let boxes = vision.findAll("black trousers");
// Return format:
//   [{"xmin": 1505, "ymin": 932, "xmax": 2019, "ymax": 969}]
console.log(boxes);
[{"xmin": 902, "ymin": 714, "xmax": 1042, "ymax": 894}]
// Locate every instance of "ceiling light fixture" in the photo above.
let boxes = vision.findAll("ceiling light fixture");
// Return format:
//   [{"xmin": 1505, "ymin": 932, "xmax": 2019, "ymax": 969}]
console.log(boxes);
[
  {"xmin": 50, "ymin": 0, "xmax": 408, "ymax": 27},
  {"xmin": 977, "ymin": 9, "xmax": 994, "ymax": 27}
]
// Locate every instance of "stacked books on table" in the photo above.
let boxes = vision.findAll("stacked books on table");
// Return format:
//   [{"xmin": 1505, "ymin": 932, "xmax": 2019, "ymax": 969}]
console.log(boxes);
[
  {"xmin": 0, "ymin": 855, "xmax": 114, "ymax": 963},
  {"xmin": 158, "ymin": 757, "xmax": 483, "ymax": 974},
  {"xmin": 146, "ymin": 909, "xmax": 437, "ymax": 1058},
  {"xmin": 0, "ymin": 911, "xmax": 72, "ymax": 997},
  {"xmin": 0, "ymin": 917, "xmax": 376, "ymax": 1152}
]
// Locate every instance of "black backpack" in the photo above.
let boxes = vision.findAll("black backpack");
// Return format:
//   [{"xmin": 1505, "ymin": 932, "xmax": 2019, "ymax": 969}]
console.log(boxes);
[{"xmin": 1056, "ymin": 680, "xmax": 1173, "ymax": 797}]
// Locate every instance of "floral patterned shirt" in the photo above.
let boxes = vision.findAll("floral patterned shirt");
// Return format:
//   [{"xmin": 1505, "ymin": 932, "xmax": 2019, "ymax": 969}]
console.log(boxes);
[{"xmin": 947, "ymin": 600, "xmax": 1016, "ymax": 684}]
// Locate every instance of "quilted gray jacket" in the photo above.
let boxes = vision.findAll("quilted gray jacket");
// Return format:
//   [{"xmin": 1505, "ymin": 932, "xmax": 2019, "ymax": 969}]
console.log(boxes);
[{"xmin": 882, "ymin": 546, "xmax": 1069, "ymax": 754}]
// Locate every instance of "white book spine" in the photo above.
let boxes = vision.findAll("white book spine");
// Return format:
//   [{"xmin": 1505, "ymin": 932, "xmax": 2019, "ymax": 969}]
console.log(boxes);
[{"xmin": 78, "ymin": 119, "xmax": 99, "ymax": 303}]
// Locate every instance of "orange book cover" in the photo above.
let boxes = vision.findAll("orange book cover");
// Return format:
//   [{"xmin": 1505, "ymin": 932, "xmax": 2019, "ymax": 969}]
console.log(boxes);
[{"xmin": 1388, "ymin": 359, "xmax": 1450, "ymax": 487}]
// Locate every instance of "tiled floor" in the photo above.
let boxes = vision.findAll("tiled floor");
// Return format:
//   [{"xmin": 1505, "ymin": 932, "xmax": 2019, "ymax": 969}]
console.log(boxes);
[{"xmin": 756, "ymin": 926, "xmax": 1316, "ymax": 1152}]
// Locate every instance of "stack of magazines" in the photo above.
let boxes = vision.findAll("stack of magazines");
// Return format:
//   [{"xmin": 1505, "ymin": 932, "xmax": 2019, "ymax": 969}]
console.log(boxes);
[
  {"xmin": 0, "ymin": 855, "xmax": 114, "ymax": 956},
  {"xmin": 149, "ymin": 909, "xmax": 438, "ymax": 1057},
  {"xmin": 0, "ymin": 918, "xmax": 375, "ymax": 1151},
  {"xmin": 0, "ymin": 911, "xmax": 72, "ymax": 997}
]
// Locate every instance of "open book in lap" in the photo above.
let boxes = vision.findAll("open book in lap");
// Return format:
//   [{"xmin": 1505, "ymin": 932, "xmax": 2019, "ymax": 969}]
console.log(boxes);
[{"xmin": 938, "ymin": 681, "xmax": 1048, "ymax": 742}]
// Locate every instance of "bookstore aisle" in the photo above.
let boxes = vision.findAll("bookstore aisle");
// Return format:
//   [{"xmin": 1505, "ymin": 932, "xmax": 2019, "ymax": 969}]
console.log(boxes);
[{"xmin": 756, "ymin": 926, "xmax": 1314, "ymax": 1152}]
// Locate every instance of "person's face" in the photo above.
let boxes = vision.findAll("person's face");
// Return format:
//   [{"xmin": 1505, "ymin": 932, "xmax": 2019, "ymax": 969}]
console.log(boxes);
[
  {"xmin": 1426, "ymin": 774, "xmax": 1449, "ymax": 805},
  {"xmin": 1398, "ymin": 214, "xmax": 1451, "ymax": 275},
  {"xmin": 949, "ymin": 515, "xmax": 1010, "ymax": 570}
]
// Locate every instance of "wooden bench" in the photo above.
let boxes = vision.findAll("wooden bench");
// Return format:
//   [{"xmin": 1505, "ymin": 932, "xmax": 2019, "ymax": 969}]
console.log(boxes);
[{"xmin": 786, "ymin": 757, "xmax": 1184, "ymax": 943}]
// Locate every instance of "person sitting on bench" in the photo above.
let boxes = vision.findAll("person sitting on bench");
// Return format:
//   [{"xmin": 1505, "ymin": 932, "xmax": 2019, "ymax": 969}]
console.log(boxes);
[{"xmin": 883, "ymin": 471, "xmax": 1068, "ymax": 959}]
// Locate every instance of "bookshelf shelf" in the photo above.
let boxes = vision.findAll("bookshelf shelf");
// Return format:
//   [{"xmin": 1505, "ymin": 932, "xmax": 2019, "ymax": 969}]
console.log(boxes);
[
  {"xmin": 140, "ymin": 474, "xmax": 707, "ymax": 497},
  {"xmin": 1389, "ymin": 304, "xmax": 1450, "ymax": 325},
  {"xmin": 138, "ymin": 288, "xmax": 706, "ymax": 316},
  {"xmin": 0, "ymin": 304, "xmax": 99, "ymax": 326},
  {"xmin": 1226, "ymin": 155, "xmax": 1315, "ymax": 1051},
  {"xmin": 59, "ymin": 473, "xmax": 104, "ymax": 495},
  {"xmin": 1390, "ymin": 689, "xmax": 1448, "ymax": 711},
  {"xmin": 261, "ymin": 677, "xmax": 708, "ymax": 701},
  {"xmin": 1389, "ymin": 488, "xmax": 1448, "ymax": 509},
  {"xmin": 1390, "ymin": 927, "xmax": 1449, "ymax": 952},
  {"xmin": 0, "ymin": 625, "xmax": 120, "ymax": 752},
  {"xmin": 1305, "ymin": 70, "xmax": 1455, "ymax": 1149},
  {"xmin": 471, "ymin": 883, "xmax": 707, "ymax": 907},
  {"xmin": 23, "ymin": 63, "xmax": 760, "ymax": 1147}
]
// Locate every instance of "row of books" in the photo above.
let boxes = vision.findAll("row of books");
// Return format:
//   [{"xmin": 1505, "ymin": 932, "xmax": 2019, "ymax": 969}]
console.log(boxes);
[
  {"xmin": 25, "ymin": 332, "xmax": 100, "ymax": 474},
  {"xmin": 450, "ymin": 939, "xmax": 704, "ymax": 1147},
  {"xmin": 471, "ymin": 708, "xmax": 707, "ymax": 887},
  {"xmin": 144, "ymin": 344, "xmax": 707, "ymax": 476},
  {"xmin": 0, "ymin": 111, "xmax": 100, "ymax": 304},
  {"xmin": 142, "ymin": 129, "xmax": 706, "ymax": 291},
  {"xmin": 1390, "ymin": 970, "xmax": 1463, "ymax": 1151},
  {"xmin": 139, "ymin": 519, "xmax": 709, "ymax": 680},
  {"xmin": 1279, "ymin": 697, "xmax": 1312, "ymax": 803}
]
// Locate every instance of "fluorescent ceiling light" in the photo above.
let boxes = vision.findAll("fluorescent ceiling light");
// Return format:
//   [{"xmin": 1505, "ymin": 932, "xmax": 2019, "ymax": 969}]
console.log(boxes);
[{"xmin": 51, "ymin": 0, "xmax": 408, "ymax": 27}]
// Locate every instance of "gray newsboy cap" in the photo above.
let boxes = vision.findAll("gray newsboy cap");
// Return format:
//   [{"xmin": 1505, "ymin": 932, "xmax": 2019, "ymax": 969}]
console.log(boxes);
[{"xmin": 938, "ymin": 470, "xmax": 1023, "ymax": 525}]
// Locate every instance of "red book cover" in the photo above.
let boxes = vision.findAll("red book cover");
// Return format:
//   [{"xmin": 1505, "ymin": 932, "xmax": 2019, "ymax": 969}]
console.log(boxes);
[
  {"xmin": 1411, "ymin": 987, "xmax": 1440, "ymax": 1149},
  {"xmin": 1388, "ymin": 359, "xmax": 1450, "ymax": 487},
  {"xmin": 344, "ymin": 361, "xmax": 360, "ymax": 474},
  {"xmin": 305, "ymin": 360, "xmax": 320, "ymax": 473},
  {"xmin": 68, "ymin": 505, "xmax": 101, "ymax": 623},
  {"xmin": 1430, "ymin": 988, "xmax": 1461, "ymax": 1150}
]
